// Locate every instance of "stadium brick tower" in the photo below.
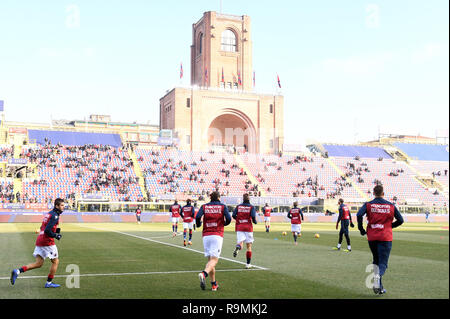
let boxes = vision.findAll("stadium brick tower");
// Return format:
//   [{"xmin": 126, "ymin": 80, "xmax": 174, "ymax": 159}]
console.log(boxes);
[{"xmin": 160, "ymin": 11, "xmax": 284, "ymax": 154}]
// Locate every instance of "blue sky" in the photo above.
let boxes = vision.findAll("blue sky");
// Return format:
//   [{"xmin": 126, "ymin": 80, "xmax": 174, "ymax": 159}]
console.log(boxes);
[{"xmin": 0, "ymin": 0, "xmax": 448, "ymax": 146}]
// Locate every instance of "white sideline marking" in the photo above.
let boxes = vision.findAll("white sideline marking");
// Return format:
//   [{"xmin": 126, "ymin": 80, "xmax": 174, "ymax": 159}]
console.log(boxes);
[
  {"xmin": 1, "ymin": 268, "xmax": 265, "ymax": 281},
  {"xmin": 77, "ymin": 224, "xmax": 269, "ymax": 270}
]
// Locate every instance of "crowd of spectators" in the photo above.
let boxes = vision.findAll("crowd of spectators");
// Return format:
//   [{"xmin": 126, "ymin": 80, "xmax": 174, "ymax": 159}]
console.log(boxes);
[
  {"xmin": 432, "ymin": 170, "xmax": 447, "ymax": 178},
  {"xmin": 0, "ymin": 146, "xmax": 14, "ymax": 161},
  {"xmin": 1, "ymin": 140, "xmax": 448, "ymax": 208},
  {"xmin": 19, "ymin": 142, "xmax": 142, "ymax": 203},
  {"xmin": 0, "ymin": 182, "xmax": 14, "ymax": 203},
  {"xmin": 139, "ymin": 149, "xmax": 259, "ymax": 200}
]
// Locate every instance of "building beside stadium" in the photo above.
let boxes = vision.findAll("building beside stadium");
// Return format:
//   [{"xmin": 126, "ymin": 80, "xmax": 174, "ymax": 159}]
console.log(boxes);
[{"xmin": 159, "ymin": 11, "xmax": 284, "ymax": 154}]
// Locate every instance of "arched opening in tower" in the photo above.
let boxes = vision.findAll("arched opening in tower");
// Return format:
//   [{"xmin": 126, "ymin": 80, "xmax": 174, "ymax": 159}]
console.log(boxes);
[{"xmin": 208, "ymin": 114, "xmax": 255, "ymax": 153}]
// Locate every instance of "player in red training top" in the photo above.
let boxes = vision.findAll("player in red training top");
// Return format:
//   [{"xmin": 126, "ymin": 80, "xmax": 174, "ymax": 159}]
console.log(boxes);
[
  {"xmin": 10, "ymin": 198, "xmax": 65, "ymax": 288},
  {"xmin": 135, "ymin": 206, "xmax": 142, "ymax": 224},
  {"xmin": 333, "ymin": 198, "xmax": 354, "ymax": 252},
  {"xmin": 263, "ymin": 203, "xmax": 272, "ymax": 233},
  {"xmin": 287, "ymin": 202, "xmax": 304, "ymax": 245},
  {"xmin": 195, "ymin": 192, "xmax": 231, "ymax": 291},
  {"xmin": 232, "ymin": 194, "xmax": 257, "ymax": 269},
  {"xmin": 180, "ymin": 199, "xmax": 195, "ymax": 246},
  {"xmin": 169, "ymin": 200, "xmax": 181, "ymax": 237}
]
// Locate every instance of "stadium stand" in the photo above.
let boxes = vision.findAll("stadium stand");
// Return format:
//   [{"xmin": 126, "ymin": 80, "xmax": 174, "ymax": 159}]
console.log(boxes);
[
  {"xmin": 331, "ymin": 157, "xmax": 448, "ymax": 207},
  {"xmin": 135, "ymin": 148, "xmax": 251, "ymax": 199},
  {"xmin": 1, "ymin": 134, "xmax": 448, "ymax": 210},
  {"xmin": 20, "ymin": 143, "xmax": 142, "ymax": 204},
  {"xmin": 393, "ymin": 143, "xmax": 449, "ymax": 161},
  {"xmin": 0, "ymin": 179, "xmax": 14, "ymax": 203},
  {"xmin": 409, "ymin": 160, "xmax": 449, "ymax": 188},
  {"xmin": 28, "ymin": 130, "xmax": 123, "ymax": 147},
  {"xmin": 240, "ymin": 153, "xmax": 361, "ymax": 199},
  {"xmin": 323, "ymin": 144, "xmax": 392, "ymax": 159}
]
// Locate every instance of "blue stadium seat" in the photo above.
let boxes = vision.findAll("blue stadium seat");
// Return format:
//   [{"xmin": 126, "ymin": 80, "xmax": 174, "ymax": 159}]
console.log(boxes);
[
  {"xmin": 28, "ymin": 130, "xmax": 122, "ymax": 147},
  {"xmin": 323, "ymin": 145, "xmax": 392, "ymax": 159},
  {"xmin": 394, "ymin": 143, "xmax": 449, "ymax": 161}
]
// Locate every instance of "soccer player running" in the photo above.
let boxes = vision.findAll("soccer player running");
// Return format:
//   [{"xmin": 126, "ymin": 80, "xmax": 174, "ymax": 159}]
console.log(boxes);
[
  {"xmin": 135, "ymin": 206, "xmax": 142, "ymax": 224},
  {"xmin": 169, "ymin": 200, "xmax": 181, "ymax": 237},
  {"xmin": 180, "ymin": 199, "xmax": 195, "ymax": 246},
  {"xmin": 425, "ymin": 210, "xmax": 430, "ymax": 223},
  {"xmin": 333, "ymin": 198, "xmax": 354, "ymax": 252},
  {"xmin": 357, "ymin": 185, "xmax": 404, "ymax": 295},
  {"xmin": 195, "ymin": 191, "xmax": 231, "ymax": 291},
  {"xmin": 10, "ymin": 198, "xmax": 65, "ymax": 288},
  {"xmin": 263, "ymin": 203, "xmax": 272, "ymax": 233},
  {"xmin": 232, "ymin": 193, "xmax": 257, "ymax": 269},
  {"xmin": 287, "ymin": 202, "xmax": 304, "ymax": 245}
]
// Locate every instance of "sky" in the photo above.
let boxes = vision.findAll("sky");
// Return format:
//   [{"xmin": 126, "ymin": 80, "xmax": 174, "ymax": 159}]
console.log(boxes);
[{"xmin": 0, "ymin": 0, "xmax": 448, "ymax": 146}]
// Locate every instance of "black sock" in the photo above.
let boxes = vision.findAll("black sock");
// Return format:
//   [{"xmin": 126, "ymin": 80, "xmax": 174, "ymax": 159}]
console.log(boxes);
[
  {"xmin": 211, "ymin": 281, "xmax": 216, "ymax": 286},
  {"xmin": 19, "ymin": 267, "xmax": 26, "ymax": 273},
  {"xmin": 47, "ymin": 276, "xmax": 53, "ymax": 282},
  {"xmin": 202, "ymin": 271, "xmax": 208, "ymax": 278}
]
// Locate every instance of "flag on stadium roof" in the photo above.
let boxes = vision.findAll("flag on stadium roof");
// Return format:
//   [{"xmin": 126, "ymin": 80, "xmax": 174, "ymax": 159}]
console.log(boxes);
[
  {"xmin": 238, "ymin": 70, "xmax": 242, "ymax": 86},
  {"xmin": 277, "ymin": 74, "xmax": 281, "ymax": 88},
  {"xmin": 204, "ymin": 67, "xmax": 208, "ymax": 85},
  {"xmin": 221, "ymin": 67, "xmax": 225, "ymax": 83},
  {"xmin": 253, "ymin": 71, "xmax": 255, "ymax": 87},
  {"xmin": 180, "ymin": 63, "xmax": 183, "ymax": 79}
]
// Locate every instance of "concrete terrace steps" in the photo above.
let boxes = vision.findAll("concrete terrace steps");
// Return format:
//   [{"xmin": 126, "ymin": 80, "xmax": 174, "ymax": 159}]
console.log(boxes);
[
  {"xmin": 326, "ymin": 157, "xmax": 369, "ymax": 202},
  {"xmin": 128, "ymin": 148, "xmax": 148, "ymax": 200},
  {"xmin": 233, "ymin": 153, "xmax": 267, "ymax": 197},
  {"xmin": 404, "ymin": 161, "xmax": 449, "ymax": 200},
  {"xmin": 13, "ymin": 178, "xmax": 22, "ymax": 203}
]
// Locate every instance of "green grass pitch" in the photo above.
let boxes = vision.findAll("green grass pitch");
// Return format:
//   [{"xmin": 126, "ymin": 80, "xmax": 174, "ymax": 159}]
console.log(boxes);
[{"xmin": 0, "ymin": 222, "xmax": 448, "ymax": 299}]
